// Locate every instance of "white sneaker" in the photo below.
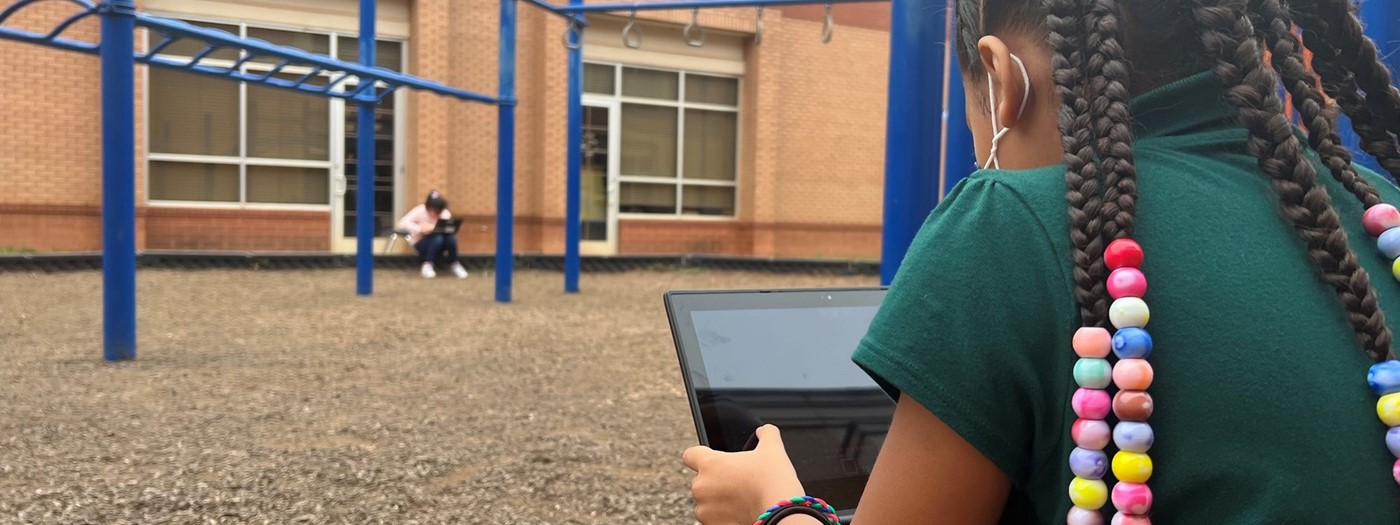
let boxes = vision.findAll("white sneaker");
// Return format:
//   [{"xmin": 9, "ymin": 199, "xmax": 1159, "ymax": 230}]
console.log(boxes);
[
  {"xmin": 421, "ymin": 262, "xmax": 436, "ymax": 278},
  {"xmin": 450, "ymin": 262, "xmax": 468, "ymax": 279}
]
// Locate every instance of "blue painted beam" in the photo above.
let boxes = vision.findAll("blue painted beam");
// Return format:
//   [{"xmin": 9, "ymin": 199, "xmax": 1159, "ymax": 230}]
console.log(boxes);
[
  {"xmin": 355, "ymin": 0, "xmax": 376, "ymax": 296},
  {"xmin": 98, "ymin": 0, "xmax": 136, "ymax": 361},
  {"xmin": 880, "ymin": 0, "xmax": 945, "ymax": 285},
  {"xmin": 564, "ymin": 0, "xmax": 583, "ymax": 294},
  {"xmin": 497, "ymin": 0, "xmax": 517, "ymax": 303}
]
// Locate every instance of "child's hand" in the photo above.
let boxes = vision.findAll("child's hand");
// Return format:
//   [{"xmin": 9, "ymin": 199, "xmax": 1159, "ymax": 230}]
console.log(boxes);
[{"xmin": 682, "ymin": 425, "xmax": 805, "ymax": 525}]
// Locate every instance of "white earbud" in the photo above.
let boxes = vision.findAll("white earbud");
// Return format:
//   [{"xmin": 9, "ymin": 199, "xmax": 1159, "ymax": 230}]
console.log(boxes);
[{"xmin": 984, "ymin": 54, "xmax": 1031, "ymax": 170}]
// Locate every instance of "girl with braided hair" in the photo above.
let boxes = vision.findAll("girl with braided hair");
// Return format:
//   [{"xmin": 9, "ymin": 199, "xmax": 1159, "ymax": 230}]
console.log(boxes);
[{"xmin": 682, "ymin": 0, "xmax": 1400, "ymax": 523}]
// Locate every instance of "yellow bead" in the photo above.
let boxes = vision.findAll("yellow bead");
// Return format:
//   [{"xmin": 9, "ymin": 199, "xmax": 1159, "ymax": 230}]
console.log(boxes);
[
  {"xmin": 1109, "ymin": 298, "xmax": 1150, "ymax": 329},
  {"xmin": 1379, "ymin": 393, "xmax": 1400, "ymax": 426},
  {"xmin": 1112, "ymin": 451, "xmax": 1154, "ymax": 483},
  {"xmin": 1068, "ymin": 476, "xmax": 1108, "ymax": 509}
]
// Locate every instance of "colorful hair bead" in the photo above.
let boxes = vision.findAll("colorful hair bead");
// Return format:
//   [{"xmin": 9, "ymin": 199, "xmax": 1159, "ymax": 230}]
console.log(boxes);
[
  {"xmin": 1067, "ymin": 506, "xmax": 1105, "ymax": 525},
  {"xmin": 1112, "ymin": 451, "xmax": 1153, "ymax": 483},
  {"xmin": 1369, "ymin": 361, "xmax": 1400, "ymax": 396},
  {"xmin": 1380, "ymin": 227, "xmax": 1400, "ymax": 260},
  {"xmin": 1363, "ymin": 204, "xmax": 1400, "ymax": 237},
  {"xmin": 1074, "ymin": 327, "xmax": 1113, "ymax": 358},
  {"xmin": 1111, "ymin": 513, "xmax": 1152, "ymax": 525},
  {"xmin": 1070, "ymin": 447, "xmax": 1110, "ymax": 479},
  {"xmin": 1113, "ymin": 421, "xmax": 1155, "ymax": 453},
  {"xmin": 1392, "ymin": 257, "xmax": 1400, "ymax": 283},
  {"xmin": 1109, "ymin": 298, "xmax": 1150, "ymax": 329},
  {"xmin": 1112, "ymin": 329, "xmax": 1153, "ymax": 360},
  {"xmin": 1388, "ymin": 427, "xmax": 1400, "ymax": 458},
  {"xmin": 1072, "ymin": 418, "xmax": 1112, "ymax": 450},
  {"xmin": 1111, "ymin": 482, "xmax": 1154, "ymax": 515},
  {"xmin": 1107, "ymin": 268, "xmax": 1148, "ymax": 299},
  {"xmin": 1378, "ymin": 393, "xmax": 1400, "ymax": 427},
  {"xmin": 1394, "ymin": 459, "xmax": 1400, "ymax": 485},
  {"xmin": 1074, "ymin": 389, "xmax": 1113, "ymax": 420},
  {"xmin": 1069, "ymin": 477, "xmax": 1109, "ymax": 509},
  {"xmin": 1075, "ymin": 359, "xmax": 1114, "ymax": 389},
  {"xmin": 1113, "ymin": 359, "xmax": 1155, "ymax": 390},
  {"xmin": 1114, "ymin": 391, "xmax": 1155, "ymax": 421},
  {"xmin": 1104, "ymin": 239, "xmax": 1144, "ymax": 270}
]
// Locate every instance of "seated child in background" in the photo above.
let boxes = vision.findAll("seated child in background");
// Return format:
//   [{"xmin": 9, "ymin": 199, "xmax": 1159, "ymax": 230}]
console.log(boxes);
[{"xmin": 397, "ymin": 191, "xmax": 468, "ymax": 279}]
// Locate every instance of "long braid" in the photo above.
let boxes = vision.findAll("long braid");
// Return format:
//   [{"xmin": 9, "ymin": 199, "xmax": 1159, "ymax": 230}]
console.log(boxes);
[
  {"xmin": 1046, "ymin": 0, "xmax": 1110, "ymax": 327},
  {"xmin": 1083, "ymin": 0, "xmax": 1139, "ymax": 241},
  {"xmin": 1294, "ymin": 0, "xmax": 1400, "ymax": 141},
  {"xmin": 1290, "ymin": 0, "xmax": 1400, "ymax": 179},
  {"xmin": 1246, "ymin": 0, "xmax": 1383, "ymax": 208},
  {"xmin": 1189, "ymin": 0, "xmax": 1395, "ymax": 362}
]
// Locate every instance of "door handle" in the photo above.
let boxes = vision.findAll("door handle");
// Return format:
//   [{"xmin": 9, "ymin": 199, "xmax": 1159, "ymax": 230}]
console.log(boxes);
[{"xmin": 333, "ymin": 173, "xmax": 347, "ymax": 196}]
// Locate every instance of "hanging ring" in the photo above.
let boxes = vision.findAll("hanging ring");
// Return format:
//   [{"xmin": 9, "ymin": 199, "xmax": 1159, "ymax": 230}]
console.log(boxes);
[
  {"xmin": 821, "ymin": 3, "xmax": 834, "ymax": 44},
  {"xmin": 754, "ymin": 6, "xmax": 765, "ymax": 46},
  {"xmin": 562, "ymin": 19, "xmax": 582, "ymax": 50},
  {"xmin": 623, "ymin": 9, "xmax": 642, "ymax": 48},
  {"xmin": 684, "ymin": 7, "xmax": 706, "ymax": 47}
]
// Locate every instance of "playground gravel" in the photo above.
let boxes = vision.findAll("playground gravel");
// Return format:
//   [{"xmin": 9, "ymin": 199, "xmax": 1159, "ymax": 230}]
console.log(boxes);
[{"xmin": 0, "ymin": 268, "xmax": 876, "ymax": 524}]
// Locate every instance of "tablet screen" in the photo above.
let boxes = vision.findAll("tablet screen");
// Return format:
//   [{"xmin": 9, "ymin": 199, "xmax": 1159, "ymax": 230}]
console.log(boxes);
[{"xmin": 669, "ymin": 289, "xmax": 893, "ymax": 512}]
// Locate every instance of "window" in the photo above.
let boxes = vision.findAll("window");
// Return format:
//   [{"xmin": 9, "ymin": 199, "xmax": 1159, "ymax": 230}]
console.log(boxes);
[
  {"xmin": 586, "ymin": 63, "xmax": 739, "ymax": 217},
  {"xmin": 147, "ymin": 21, "xmax": 401, "ymax": 210}
]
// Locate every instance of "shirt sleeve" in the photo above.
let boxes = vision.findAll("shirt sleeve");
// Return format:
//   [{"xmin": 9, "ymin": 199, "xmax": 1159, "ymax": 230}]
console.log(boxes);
[{"xmin": 852, "ymin": 176, "xmax": 1076, "ymax": 482}]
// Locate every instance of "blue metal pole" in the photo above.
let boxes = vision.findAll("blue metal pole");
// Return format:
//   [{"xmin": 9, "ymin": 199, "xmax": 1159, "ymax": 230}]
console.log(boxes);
[
  {"xmin": 356, "ymin": 0, "xmax": 376, "ymax": 296},
  {"xmin": 564, "ymin": 0, "xmax": 583, "ymax": 294},
  {"xmin": 879, "ymin": 0, "xmax": 945, "ymax": 285},
  {"xmin": 1341, "ymin": 0, "xmax": 1400, "ymax": 175},
  {"xmin": 497, "ymin": 0, "xmax": 517, "ymax": 303},
  {"xmin": 99, "ymin": 0, "xmax": 137, "ymax": 361},
  {"xmin": 942, "ymin": 4, "xmax": 975, "ymax": 198}
]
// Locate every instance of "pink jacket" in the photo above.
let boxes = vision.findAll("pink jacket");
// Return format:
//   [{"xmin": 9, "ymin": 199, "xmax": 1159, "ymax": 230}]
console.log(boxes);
[{"xmin": 397, "ymin": 204, "xmax": 452, "ymax": 245}]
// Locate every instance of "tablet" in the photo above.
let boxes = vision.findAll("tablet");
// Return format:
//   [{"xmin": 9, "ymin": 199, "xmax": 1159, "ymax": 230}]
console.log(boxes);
[{"xmin": 664, "ymin": 287, "xmax": 893, "ymax": 521}]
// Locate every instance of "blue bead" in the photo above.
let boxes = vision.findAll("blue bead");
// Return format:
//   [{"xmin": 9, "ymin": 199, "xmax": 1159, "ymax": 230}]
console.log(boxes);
[
  {"xmin": 1381, "ymin": 227, "xmax": 1400, "ymax": 260},
  {"xmin": 1369, "ymin": 361, "xmax": 1400, "ymax": 396},
  {"xmin": 1112, "ymin": 328, "xmax": 1153, "ymax": 359},
  {"xmin": 1069, "ymin": 447, "xmax": 1109, "ymax": 479},
  {"xmin": 1388, "ymin": 427, "xmax": 1400, "ymax": 458},
  {"xmin": 1113, "ymin": 421, "xmax": 1155, "ymax": 453}
]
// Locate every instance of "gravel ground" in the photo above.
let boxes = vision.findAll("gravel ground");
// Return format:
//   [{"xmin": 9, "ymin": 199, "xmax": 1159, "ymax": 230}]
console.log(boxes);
[{"xmin": 0, "ymin": 268, "xmax": 876, "ymax": 524}]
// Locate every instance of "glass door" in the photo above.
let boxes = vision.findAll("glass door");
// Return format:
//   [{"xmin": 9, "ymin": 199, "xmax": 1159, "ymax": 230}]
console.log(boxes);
[
  {"xmin": 581, "ymin": 100, "xmax": 619, "ymax": 255},
  {"xmin": 331, "ymin": 89, "xmax": 402, "ymax": 253}
]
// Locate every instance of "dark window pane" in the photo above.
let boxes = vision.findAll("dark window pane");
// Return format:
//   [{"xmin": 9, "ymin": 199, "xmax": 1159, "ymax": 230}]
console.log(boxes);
[
  {"xmin": 682, "ymin": 185, "xmax": 735, "ymax": 216},
  {"xmin": 685, "ymin": 74, "xmax": 739, "ymax": 105},
  {"xmin": 620, "ymin": 104, "xmax": 678, "ymax": 178},
  {"xmin": 621, "ymin": 182, "xmax": 676, "ymax": 214},
  {"xmin": 149, "ymin": 161, "xmax": 239, "ymax": 202},
  {"xmin": 246, "ymin": 166, "xmax": 329, "ymax": 204},
  {"xmin": 684, "ymin": 109, "xmax": 737, "ymax": 181},
  {"xmin": 247, "ymin": 76, "xmax": 330, "ymax": 160},
  {"xmin": 336, "ymin": 38, "xmax": 404, "ymax": 71},
  {"xmin": 154, "ymin": 21, "xmax": 240, "ymax": 61},
  {"xmin": 584, "ymin": 63, "xmax": 615, "ymax": 94},
  {"xmin": 148, "ymin": 68, "xmax": 239, "ymax": 156},
  {"xmin": 622, "ymin": 67, "xmax": 679, "ymax": 100},
  {"xmin": 246, "ymin": 28, "xmax": 330, "ymax": 66}
]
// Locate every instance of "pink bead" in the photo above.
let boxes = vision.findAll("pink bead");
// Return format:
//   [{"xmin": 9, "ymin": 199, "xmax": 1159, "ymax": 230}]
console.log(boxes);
[
  {"xmin": 1107, "ymin": 268, "xmax": 1148, "ymax": 299},
  {"xmin": 1111, "ymin": 482, "xmax": 1153, "ymax": 515},
  {"xmin": 1072, "ymin": 418, "xmax": 1112, "ymax": 450},
  {"xmin": 1067, "ymin": 506, "xmax": 1105, "ymax": 525},
  {"xmin": 1073, "ymin": 388, "xmax": 1112, "ymax": 420},
  {"xmin": 1364, "ymin": 204, "xmax": 1400, "ymax": 237},
  {"xmin": 1074, "ymin": 327, "xmax": 1113, "ymax": 358},
  {"xmin": 1393, "ymin": 459, "xmax": 1400, "ymax": 485},
  {"xmin": 1111, "ymin": 514, "xmax": 1152, "ymax": 525}
]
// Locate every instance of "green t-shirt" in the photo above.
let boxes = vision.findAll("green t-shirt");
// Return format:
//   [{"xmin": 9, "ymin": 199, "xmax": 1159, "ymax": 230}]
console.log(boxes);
[{"xmin": 852, "ymin": 73, "xmax": 1400, "ymax": 523}]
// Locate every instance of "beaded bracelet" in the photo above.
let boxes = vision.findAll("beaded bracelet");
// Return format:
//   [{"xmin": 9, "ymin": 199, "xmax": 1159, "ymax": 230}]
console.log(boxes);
[{"xmin": 752, "ymin": 496, "xmax": 840, "ymax": 525}]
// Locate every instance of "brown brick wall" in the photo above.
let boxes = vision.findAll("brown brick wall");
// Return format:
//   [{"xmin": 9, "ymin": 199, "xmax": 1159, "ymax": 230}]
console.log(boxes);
[{"xmin": 144, "ymin": 208, "xmax": 330, "ymax": 251}]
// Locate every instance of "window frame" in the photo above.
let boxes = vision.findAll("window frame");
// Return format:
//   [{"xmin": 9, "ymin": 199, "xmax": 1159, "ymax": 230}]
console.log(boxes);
[
  {"xmin": 585, "ymin": 61, "xmax": 742, "ymax": 220},
  {"xmin": 142, "ymin": 17, "xmax": 404, "ymax": 210}
]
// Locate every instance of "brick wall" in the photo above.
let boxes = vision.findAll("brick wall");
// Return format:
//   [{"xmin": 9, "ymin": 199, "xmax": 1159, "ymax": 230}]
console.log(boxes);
[{"xmin": 2, "ymin": 0, "xmax": 894, "ymax": 260}]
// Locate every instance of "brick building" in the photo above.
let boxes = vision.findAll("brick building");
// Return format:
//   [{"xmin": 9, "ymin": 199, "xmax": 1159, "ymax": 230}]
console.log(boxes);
[{"xmin": 0, "ymin": 1, "xmax": 892, "ymax": 259}]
